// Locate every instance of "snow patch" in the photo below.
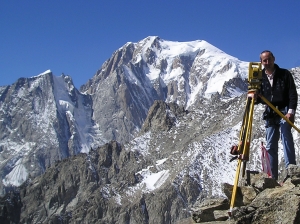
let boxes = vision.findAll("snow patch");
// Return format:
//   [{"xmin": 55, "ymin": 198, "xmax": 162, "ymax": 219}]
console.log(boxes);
[{"xmin": 3, "ymin": 158, "xmax": 28, "ymax": 187}]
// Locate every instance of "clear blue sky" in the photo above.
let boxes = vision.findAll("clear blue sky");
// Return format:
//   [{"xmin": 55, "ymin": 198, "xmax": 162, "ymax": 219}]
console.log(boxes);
[{"xmin": 1, "ymin": 1, "xmax": 300, "ymax": 88}]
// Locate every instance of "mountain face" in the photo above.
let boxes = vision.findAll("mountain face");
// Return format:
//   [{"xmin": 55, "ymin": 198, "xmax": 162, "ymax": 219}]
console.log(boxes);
[
  {"xmin": 0, "ymin": 36, "xmax": 300, "ymax": 223},
  {"xmin": 80, "ymin": 36, "xmax": 248, "ymax": 143},
  {"xmin": 0, "ymin": 71, "xmax": 105, "ymax": 194}
]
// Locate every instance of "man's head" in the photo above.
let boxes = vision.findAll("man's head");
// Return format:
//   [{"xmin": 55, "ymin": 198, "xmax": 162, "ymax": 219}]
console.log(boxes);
[{"xmin": 260, "ymin": 50, "xmax": 275, "ymax": 71}]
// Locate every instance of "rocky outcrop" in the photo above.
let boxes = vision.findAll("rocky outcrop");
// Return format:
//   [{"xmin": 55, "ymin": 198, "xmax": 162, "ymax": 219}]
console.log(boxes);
[
  {"xmin": 19, "ymin": 141, "xmax": 142, "ymax": 223},
  {"xmin": 0, "ymin": 139, "xmax": 195, "ymax": 223},
  {"xmin": 3, "ymin": 164, "xmax": 300, "ymax": 224},
  {"xmin": 221, "ymin": 77, "xmax": 248, "ymax": 98},
  {"xmin": 0, "ymin": 190, "xmax": 22, "ymax": 224},
  {"xmin": 141, "ymin": 100, "xmax": 188, "ymax": 133},
  {"xmin": 191, "ymin": 165, "xmax": 300, "ymax": 223}
]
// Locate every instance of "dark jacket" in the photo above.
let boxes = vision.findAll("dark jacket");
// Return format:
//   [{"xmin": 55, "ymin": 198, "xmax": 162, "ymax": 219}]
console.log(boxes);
[{"xmin": 258, "ymin": 64, "xmax": 298, "ymax": 110}]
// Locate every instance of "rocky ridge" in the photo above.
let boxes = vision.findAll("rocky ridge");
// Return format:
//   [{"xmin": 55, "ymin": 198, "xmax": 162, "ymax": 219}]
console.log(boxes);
[
  {"xmin": 189, "ymin": 164, "xmax": 300, "ymax": 223},
  {"xmin": 2, "ymin": 148, "xmax": 300, "ymax": 223}
]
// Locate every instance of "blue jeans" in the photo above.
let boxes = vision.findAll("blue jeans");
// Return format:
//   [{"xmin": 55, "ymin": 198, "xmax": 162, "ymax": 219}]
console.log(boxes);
[{"xmin": 265, "ymin": 114, "xmax": 296, "ymax": 180}]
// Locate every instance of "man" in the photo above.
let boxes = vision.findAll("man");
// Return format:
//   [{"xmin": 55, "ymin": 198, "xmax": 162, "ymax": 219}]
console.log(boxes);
[{"xmin": 258, "ymin": 50, "xmax": 298, "ymax": 180}]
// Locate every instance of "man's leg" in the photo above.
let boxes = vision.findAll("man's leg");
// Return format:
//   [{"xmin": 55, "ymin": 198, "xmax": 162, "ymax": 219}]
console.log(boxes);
[
  {"xmin": 266, "ymin": 124, "xmax": 280, "ymax": 180},
  {"xmin": 280, "ymin": 119, "xmax": 296, "ymax": 167}
]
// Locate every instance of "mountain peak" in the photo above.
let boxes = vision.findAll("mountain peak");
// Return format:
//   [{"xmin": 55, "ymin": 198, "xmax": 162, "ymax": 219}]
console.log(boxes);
[{"xmin": 36, "ymin": 69, "xmax": 52, "ymax": 77}]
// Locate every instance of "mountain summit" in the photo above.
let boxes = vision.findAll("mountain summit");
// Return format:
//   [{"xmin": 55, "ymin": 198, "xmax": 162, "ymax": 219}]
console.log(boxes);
[{"xmin": 80, "ymin": 36, "xmax": 249, "ymax": 143}]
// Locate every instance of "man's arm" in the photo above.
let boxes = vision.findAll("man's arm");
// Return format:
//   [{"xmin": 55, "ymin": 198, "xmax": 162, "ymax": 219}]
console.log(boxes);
[
  {"xmin": 287, "ymin": 70, "xmax": 297, "ymax": 122},
  {"xmin": 287, "ymin": 70, "xmax": 298, "ymax": 111}
]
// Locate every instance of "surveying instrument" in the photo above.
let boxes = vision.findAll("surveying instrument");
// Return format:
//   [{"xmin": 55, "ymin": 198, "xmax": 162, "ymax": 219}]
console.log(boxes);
[{"xmin": 228, "ymin": 62, "xmax": 300, "ymax": 216}]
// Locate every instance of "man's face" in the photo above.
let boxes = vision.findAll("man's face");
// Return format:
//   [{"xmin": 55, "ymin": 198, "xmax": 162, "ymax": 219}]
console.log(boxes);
[{"xmin": 260, "ymin": 52, "xmax": 275, "ymax": 70}]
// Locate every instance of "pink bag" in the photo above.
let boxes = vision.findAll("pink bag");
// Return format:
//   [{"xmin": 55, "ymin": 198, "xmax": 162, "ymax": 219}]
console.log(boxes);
[{"xmin": 261, "ymin": 142, "xmax": 272, "ymax": 178}]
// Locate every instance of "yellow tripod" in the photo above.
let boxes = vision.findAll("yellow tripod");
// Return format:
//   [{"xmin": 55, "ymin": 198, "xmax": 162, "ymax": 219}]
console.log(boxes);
[{"xmin": 228, "ymin": 63, "xmax": 300, "ymax": 216}]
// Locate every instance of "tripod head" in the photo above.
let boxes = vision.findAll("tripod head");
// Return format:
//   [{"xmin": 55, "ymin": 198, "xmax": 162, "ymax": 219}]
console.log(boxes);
[{"xmin": 248, "ymin": 62, "xmax": 262, "ymax": 91}]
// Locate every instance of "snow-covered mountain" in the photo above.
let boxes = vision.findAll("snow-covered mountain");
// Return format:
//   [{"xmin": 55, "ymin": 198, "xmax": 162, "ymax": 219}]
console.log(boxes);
[
  {"xmin": 0, "ymin": 36, "xmax": 300, "ymax": 222},
  {"xmin": 80, "ymin": 36, "xmax": 249, "ymax": 143},
  {"xmin": 0, "ymin": 71, "xmax": 105, "ymax": 193}
]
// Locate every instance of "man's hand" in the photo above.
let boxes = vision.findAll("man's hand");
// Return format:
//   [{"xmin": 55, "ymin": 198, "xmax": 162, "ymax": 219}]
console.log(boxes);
[
  {"xmin": 286, "ymin": 113, "xmax": 295, "ymax": 123},
  {"xmin": 247, "ymin": 91, "xmax": 258, "ymax": 101}
]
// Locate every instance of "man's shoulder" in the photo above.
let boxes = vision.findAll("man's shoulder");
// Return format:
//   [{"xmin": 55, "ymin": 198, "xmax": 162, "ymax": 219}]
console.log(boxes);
[{"xmin": 275, "ymin": 64, "xmax": 291, "ymax": 76}]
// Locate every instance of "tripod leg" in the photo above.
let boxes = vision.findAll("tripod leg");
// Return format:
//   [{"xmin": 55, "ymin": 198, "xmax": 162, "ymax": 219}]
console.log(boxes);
[
  {"xmin": 229, "ymin": 95, "xmax": 255, "ymax": 216},
  {"xmin": 236, "ymin": 96, "xmax": 252, "ymax": 154},
  {"xmin": 241, "ymin": 95, "xmax": 255, "ymax": 175},
  {"xmin": 229, "ymin": 159, "xmax": 242, "ymax": 215}
]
